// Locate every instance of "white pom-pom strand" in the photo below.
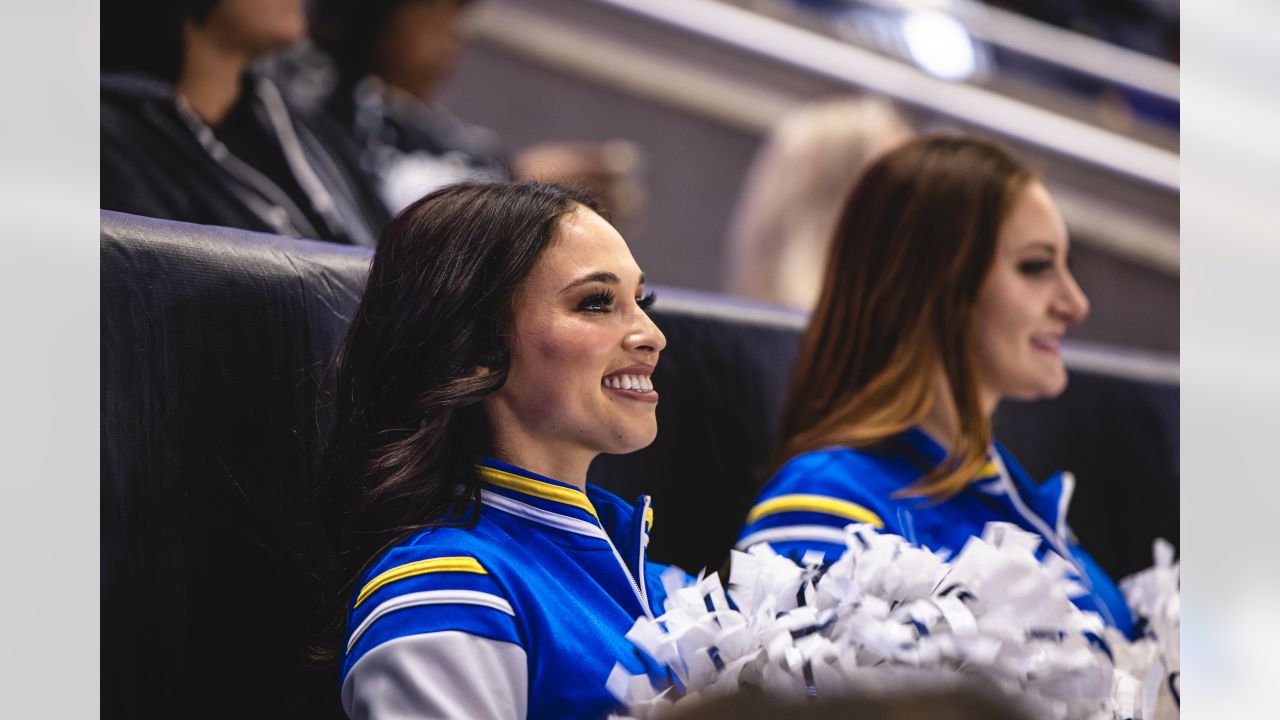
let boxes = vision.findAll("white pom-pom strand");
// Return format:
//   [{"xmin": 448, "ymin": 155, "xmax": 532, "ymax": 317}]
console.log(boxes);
[{"xmin": 609, "ymin": 522, "xmax": 1179, "ymax": 720}]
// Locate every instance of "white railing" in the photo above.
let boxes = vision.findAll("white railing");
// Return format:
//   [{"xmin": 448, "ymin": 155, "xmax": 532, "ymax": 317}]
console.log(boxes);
[{"xmin": 590, "ymin": 0, "xmax": 1178, "ymax": 192}]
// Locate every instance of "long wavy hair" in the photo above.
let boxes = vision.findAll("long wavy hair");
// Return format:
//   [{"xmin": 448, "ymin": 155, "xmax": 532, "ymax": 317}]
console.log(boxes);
[
  {"xmin": 324, "ymin": 180, "xmax": 598, "ymax": 587},
  {"xmin": 774, "ymin": 135, "xmax": 1032, "ymax": 498}
]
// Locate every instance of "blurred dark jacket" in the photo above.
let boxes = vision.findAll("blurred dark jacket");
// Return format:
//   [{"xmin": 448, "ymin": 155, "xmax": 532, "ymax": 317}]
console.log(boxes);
[
  {"xmin": 322, "ymin": 75, "xmax": 510, "ymax": 214},
  {"xmin": 101, "ymin": 69, "xmax": 389, "ymax": 246}
]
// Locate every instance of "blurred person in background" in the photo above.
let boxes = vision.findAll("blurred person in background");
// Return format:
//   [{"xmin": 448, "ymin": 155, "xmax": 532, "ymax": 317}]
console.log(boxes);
[
  {"xmin": 101, "ymin": 0, "xmax": 389, "ymax": 246},
  {"xmin": 310, "ymin": 0, "xmax": 509, "ymax": 213},
  {"xmin": 309, "ymin": 0, "xmax": 648, "ymax": 231},
  {"xmin": 738, "ymin": 135, "xmax": 1135, "ymax": 637},
  {"xmin": 726, "ymin": 96, "xmax": 912, "ymax": 309},
  {"xmin": 512, "ymin": 138, "xmax": 648, "ymax": 239}
]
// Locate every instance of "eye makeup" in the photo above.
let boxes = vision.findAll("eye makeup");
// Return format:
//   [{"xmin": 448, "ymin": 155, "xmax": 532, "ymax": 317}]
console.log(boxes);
[
  {"xmin": 576, "ymin": 288, "xmax": 657, "ymax": 313},
  {"xmin": 1016, "ymin": 258, "xmax": 1054, "ymax": 277}
]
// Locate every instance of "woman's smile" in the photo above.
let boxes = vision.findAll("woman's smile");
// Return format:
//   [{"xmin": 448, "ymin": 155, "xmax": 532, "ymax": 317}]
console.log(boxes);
[{"xmin": 602, "ymin": 364, "xmax": 659, "ymax": 403}]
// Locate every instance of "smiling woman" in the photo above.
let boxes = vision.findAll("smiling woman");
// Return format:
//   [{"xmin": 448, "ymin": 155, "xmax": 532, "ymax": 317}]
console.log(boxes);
[
  {"xmin": 737, "ymin": 135, "xmax": 1135, "ymax": 638},
  {"xmin": 324, "ymin": 181, "xmax": 679, "ymax": 719},
  {"xmin": 486, "ymin": 206, "xmax": 666, "ymax": 480}
]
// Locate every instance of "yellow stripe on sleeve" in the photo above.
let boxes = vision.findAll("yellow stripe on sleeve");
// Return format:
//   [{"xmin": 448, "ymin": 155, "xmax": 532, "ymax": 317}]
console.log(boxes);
[
  {"xmin": 477, "ymin": 466, "xmax": 599, "ymax": 520},
  {"xmin": 355, "ymin": 556, "xmax": 487, "ymax": 608},
  {"xmin": 644, "ymin": 507, "xmax": 654, "ymax": 531},
  {"xmin": 745, "ymin": 494, "xmax": 884, "ymax": 529}
]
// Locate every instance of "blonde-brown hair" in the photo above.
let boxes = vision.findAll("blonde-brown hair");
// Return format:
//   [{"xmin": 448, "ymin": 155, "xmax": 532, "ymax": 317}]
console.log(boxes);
[{"xmin": 775, "ymin": 135, "xmax": 1031, "ymax": 497}]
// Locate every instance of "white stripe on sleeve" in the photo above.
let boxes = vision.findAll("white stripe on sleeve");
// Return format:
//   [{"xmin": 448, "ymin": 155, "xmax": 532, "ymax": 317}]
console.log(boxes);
[
  {"xmin": 737, "ymin": 524, "xmax": 851, "ymax": 550},
  {"xmin": 346, "ymin": 590, "xmax": 515, "ymax": 654},
  {"xmin": 342, "ymin": 631, "xmax": 528, "ymax": 720}
]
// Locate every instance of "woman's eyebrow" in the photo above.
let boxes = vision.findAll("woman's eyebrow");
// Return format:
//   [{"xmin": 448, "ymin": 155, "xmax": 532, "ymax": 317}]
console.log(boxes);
[
  {"xmin": 559, "ymin": 271, "xmax": 619, "ymax": 294},
  {"xmin": 1017, "ymin": 241, "xmax": 1058, "ymax": 255}
]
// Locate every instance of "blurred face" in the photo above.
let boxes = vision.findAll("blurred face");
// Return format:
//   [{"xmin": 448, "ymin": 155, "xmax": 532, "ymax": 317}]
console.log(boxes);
[
  {"xmin": 485, "ymin": 206, "xmax": 667, "ymax": 477},
  {"xmin": 973, "ymin": 180, "xmax": 1090, "ymax": 409},
  {"xmin": 201, "ymin": 0, "xmax": 306, "ymax": 57},
  {"xmin": 376, "ymin": 0, "xmax": 469, "ymax": 98}
]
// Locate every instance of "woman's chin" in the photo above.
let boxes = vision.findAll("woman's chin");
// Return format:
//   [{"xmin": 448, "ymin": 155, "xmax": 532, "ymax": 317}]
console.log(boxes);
[
  {"xmin": 608, "ymin": 423, "xmax": 659, "ymax": 456},
  {"xmin": 1030, "ymin": 376, "xmax": 1070, "ymax": 401}
]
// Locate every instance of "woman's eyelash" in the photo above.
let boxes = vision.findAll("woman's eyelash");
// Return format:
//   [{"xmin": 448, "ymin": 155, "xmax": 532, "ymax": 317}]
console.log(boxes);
[
  {"xmin": 577, "ymin": 289, "xmax": 656, "ymax": 313},
  {"xmin": 1018, "ymin": 259, "xmax": 1054, "ymax": 275},
  {"xmin": 578, "ymin": 290, "xmax": 616, "ymax": 312}
]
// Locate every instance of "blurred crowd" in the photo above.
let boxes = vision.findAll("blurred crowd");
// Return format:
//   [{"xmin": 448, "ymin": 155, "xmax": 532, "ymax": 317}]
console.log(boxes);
[
  {"xmin": 101, "ymin": 0, "xmax": 647, "ymax": 248},
  {"xmin": 101, "ymin": 0, "xmax": 928, "ymax": 314}
]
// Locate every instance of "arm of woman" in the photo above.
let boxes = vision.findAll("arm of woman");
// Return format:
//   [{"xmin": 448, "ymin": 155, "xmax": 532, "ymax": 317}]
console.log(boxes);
[{"xmin": 340, "ymin": 550, "xmax": 528, "ymax": 720}]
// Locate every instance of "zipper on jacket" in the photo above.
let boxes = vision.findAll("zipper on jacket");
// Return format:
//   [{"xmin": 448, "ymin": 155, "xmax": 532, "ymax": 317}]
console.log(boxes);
[
  {"xmin": 599, "ymin": 523, "xmax": 654, "ymax": 621},
  {"xmin": 480, "ymin": 489, "xmax": 654, "ymax": 621},
  {"xmin": 635, "ymin": 495, "xmax": 652, "ymax": 615}
]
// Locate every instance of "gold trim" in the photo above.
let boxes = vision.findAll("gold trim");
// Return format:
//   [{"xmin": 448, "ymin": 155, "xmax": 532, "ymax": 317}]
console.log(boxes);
[
  {"xmin": 355, "ymin": 557, "xmax": 487, "ymax": 608},
  {"xmin": 477, "ymin": 465, "xmax": 598, "ymax": 520},
  {"xmin": 746, "ymin": 494, "xmax": 884, "ymax": 528}
]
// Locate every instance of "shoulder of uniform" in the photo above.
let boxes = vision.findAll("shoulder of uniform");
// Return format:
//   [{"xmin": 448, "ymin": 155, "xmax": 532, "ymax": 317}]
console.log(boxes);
[{"xmin": 767, "ymin": 446, "xmax": 896, "ymax": 495}]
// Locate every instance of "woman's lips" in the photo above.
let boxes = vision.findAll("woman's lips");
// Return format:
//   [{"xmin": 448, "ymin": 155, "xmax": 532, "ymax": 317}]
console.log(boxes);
[{"xmin": 1031, "ymin": 335, "xmax": 1062, "ymax": 356}]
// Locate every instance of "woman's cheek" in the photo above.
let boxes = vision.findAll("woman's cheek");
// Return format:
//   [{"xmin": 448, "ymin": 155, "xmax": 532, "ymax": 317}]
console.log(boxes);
[{"xmin": 527, "ymin": 323, "xmax": 608, "ymax": 380}]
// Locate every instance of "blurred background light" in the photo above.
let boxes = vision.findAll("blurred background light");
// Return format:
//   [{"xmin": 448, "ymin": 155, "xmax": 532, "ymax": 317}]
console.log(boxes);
[{"xmin": 900, "ymin": 10, "xmax": 977, "ymax": 81}]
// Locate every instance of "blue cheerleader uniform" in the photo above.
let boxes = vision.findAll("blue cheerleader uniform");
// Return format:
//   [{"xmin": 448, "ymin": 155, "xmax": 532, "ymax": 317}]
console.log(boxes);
[
  {"xmin": 340, "ymin": 458, "xmax": 677, "ymax": 719},
  {"xmin": 738, "ymin": 427, "xmax": 1135, "ymax": 638}
]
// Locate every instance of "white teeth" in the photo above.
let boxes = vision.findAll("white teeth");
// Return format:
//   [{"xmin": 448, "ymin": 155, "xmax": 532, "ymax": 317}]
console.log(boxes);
[{"xmin": 602, "ymin": 373, "xmax": 655, "ymax": 392}]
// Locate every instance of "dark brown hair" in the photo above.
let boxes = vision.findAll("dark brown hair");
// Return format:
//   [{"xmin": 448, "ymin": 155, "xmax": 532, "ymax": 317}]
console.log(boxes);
[
  {"xmin": 310, "ymin": 181, "xmax": 599, "ymax": 675},
  {"xmin": 324, "ymin": 180, "xmax": 598, "ymax": 589},
  {"xmin": 312, "ymin": 0, "xmax": 476, "ymax": 85},
  {"xmin": 775, "ymin": 135, "xmax": 1031, "ymax": 497},
  {"xmin": 101, "ymin": 0, "xmax": 220, "ymax": 83}
]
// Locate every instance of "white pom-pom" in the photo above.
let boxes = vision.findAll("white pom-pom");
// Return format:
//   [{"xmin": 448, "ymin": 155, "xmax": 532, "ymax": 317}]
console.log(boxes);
[{"xmin": 615, "ymin": 523, "xmax": 1179, "ymax": 720}]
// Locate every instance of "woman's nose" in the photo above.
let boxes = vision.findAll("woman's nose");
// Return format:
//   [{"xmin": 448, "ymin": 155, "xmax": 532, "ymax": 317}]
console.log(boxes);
[
  {"xmin": 627, "ymin": 308, "xmax": 667, "ymax": 354},
  {"xmin": 1056, "ymin": 271, "xmax": 1090, "ymax": 325}
]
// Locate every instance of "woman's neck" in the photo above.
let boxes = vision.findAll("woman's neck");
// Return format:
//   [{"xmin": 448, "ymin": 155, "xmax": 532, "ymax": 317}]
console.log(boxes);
[
  {"xmin": 177, "ymin": 20, "xmax": 251, "ymax": 125},
  {"xmin": 488, "ymin": 438, "xmax": 593, "ymax": 491},
  {"xmin": 920, "ymin": 371, "xmax": 999, "ymax": 446}
]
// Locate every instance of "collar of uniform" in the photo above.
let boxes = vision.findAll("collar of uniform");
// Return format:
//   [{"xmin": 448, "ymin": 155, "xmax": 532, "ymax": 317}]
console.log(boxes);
[
  {"xmin": 901, "ymin": 428, "xmax": 1074, "ymax": 548},
  {"xmin": 991, "ymin": 443, "xmax": 1074, "ymax": 539},
  {"xmin": 901, "ymin": 427, "xmax": 1058, "ymax": 507},
  {"xmin": 900, "ymin": 426, "xmax": 949, "ymax": 469},
  {"xmin": 476, "ymin": 457, "xmax": 602, "ymax": 527},
  {"xmin": 585, "ymin": 483, "xmax": 651, "ymax": 538}
]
